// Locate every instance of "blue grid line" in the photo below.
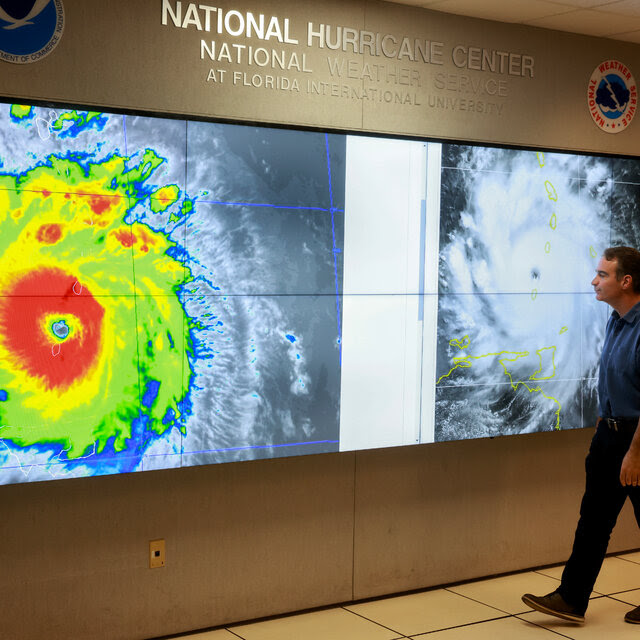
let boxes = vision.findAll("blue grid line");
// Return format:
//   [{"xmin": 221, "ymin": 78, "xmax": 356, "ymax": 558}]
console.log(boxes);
[
  {"xmin": 122, "ymin": 112, "xmax": 145, "ymax": 430},
  {"xmin": 197, "ymin": 199, "xmax": 335, "ymax": 212},
  {"xmin": 0, "ymin": 440, "xmax": 339, "ymax": 471},
  {"xmin": 169, "ymin": 439, "xmax": 339, "ymax": 456},
  {"xmin": 0, "ymin": 453, "xmax": 143, "ymax": 472}
]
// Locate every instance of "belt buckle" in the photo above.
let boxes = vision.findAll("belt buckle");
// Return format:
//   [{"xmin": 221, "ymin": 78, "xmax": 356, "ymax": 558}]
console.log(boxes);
[{"xmin": 606, "ymin": 418, "xmax": 619, "ymax": 431}]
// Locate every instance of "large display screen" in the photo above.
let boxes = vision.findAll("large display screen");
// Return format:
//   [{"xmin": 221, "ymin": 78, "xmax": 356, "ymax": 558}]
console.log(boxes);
[{"xmin": 0, "ymin": 102, "xmax": 632, "ymax": 484}]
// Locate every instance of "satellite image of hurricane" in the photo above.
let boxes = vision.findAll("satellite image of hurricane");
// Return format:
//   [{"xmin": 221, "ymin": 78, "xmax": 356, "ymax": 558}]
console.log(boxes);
[
  {"xmin": 434, "ymin": 143, "xmax": 640, "ymax": 441},
  {"xmin": 0, "ymin": 104, "xmax": 344, "ymax": 483}
]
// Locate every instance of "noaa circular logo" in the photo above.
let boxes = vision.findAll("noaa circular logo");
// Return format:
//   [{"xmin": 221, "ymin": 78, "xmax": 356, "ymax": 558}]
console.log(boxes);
[
  {"xmin": 0, "ymin": 0, "xmax": 64, "ymax": 64},
  {"xmin": 588, "ymin": 60, "xmax": 637, "ymax": 133}
]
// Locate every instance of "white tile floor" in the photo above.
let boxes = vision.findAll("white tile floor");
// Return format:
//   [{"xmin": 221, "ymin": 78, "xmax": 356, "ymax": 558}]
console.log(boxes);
[{"xmin": 164, "ymin": 551, "xmax": 640, "ymax": 640}]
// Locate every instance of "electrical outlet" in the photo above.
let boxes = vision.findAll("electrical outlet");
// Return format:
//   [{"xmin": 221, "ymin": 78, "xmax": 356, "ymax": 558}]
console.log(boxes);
[{"xmin": 149, "ymin": 539, "xmax": 165, "ymax": 569}]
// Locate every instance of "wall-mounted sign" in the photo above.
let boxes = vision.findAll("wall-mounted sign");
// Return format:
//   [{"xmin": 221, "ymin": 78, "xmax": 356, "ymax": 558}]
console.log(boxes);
[
  {"xmin": 161, "ymin": 0, "xmax": 536, "ymax": 121},
  {"xmin": 0, "ymin": 0, "xmax": 65, "ymax": 64},
  {"xmin": 588, "ymin": 59, "xmax": 637, "ymax": 133}
]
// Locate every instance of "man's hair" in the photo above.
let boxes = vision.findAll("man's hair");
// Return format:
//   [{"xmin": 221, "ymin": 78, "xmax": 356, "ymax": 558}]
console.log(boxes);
[{"xmin": 603, "ymin": 246, "xmax": 640, "ymax": 293}]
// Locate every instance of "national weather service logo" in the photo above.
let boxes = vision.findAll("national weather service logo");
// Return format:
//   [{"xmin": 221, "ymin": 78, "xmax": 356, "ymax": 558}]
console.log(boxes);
[
  {"xmin": 0, "ymin": 0, "xmax": 64, "ymax": 64},
  {"xmin": 588, "ymin": 60, "xmax": 637, "ymax": 133}
]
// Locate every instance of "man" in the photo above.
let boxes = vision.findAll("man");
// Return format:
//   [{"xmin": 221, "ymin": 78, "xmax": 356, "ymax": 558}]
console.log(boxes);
[{"xmin": 522, "ymin": 246, "xmax": 640, "ymax": 625}]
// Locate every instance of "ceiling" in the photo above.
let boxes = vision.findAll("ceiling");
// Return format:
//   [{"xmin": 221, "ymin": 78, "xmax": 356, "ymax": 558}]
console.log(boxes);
[{"xmin": 390, "ymin": 0, "xmax": 640, "ymax": 44}]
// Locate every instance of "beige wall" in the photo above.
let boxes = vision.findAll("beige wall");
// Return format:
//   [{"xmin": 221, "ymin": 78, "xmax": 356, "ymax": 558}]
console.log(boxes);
[
  {"xmin": 1, "ymin": 427, "xmax": 638, "ymax": 639},
  {"xmin": 1, "ymin": 1, "xmax": 640, "ymax": 639}
]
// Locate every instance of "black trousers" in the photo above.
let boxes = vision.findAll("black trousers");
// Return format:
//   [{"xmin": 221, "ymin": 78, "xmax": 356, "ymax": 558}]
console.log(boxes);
[{"xmin": 558, "ymin": 422, "xmax": 640, "ymax": 613}]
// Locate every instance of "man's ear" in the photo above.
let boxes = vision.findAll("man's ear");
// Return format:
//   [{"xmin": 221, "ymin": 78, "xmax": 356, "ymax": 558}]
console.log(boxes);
[{"xmin": 623, "ymin": 274, "xmax": 633, "ymax": 289}]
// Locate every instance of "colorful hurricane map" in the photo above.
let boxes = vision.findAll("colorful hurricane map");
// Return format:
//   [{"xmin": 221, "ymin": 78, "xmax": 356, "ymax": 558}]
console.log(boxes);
[{"xmin": 0, "ymin": 104, "xmax": 345, "ymax": 483}]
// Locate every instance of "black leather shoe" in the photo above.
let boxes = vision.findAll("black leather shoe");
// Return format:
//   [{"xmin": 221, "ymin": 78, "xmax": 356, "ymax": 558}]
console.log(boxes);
[
  {"xmin": 521, "ymin": 591, "xmax": 585, "ymax": 623},
  {"xmin": 625, "ymin": 604, "xmax": 640, "ymax": 624}
]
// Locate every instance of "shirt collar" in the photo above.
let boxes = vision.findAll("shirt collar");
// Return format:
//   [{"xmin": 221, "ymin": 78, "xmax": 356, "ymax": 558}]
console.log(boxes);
[{"xmin": 618, "ymin": 300, "xmax": 640, "ymax": 324}]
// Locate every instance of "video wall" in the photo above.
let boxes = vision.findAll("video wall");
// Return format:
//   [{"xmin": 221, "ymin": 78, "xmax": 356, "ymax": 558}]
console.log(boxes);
[{"xmin": 0, "ymin": 101, "xmax": 634, "ymax": 484}]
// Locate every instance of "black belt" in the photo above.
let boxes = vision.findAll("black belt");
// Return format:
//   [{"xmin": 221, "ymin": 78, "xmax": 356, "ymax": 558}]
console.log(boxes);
[{"xmin": 603, "ymin": 417, "xmax": 639, "ymax": 432}]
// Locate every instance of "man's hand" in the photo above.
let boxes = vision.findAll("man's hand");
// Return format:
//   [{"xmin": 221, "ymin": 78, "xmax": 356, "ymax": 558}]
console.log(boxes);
[
  {"xmin": 620, "ymin": 419, "xmax": 640, "ymax": 487},
  {"xmin": 620, "ymin": 449, "xmax": 640, "ymax": 486}
]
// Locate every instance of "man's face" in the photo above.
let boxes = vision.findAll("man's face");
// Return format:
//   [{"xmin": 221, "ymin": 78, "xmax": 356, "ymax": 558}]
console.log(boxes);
[{"xmin": 591, "ymin": 257, "xmax": 625, "ymax": 304}]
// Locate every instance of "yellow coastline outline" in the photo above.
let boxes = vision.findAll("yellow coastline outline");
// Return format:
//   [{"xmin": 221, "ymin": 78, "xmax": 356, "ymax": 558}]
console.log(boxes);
[{"xmin": 437, "ymin": 335, "xmax": 563, "ymax": 430}]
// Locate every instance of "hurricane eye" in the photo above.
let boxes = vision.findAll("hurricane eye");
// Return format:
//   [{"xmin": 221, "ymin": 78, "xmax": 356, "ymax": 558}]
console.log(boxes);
[{"xmin": 51, "ymin": 320, "xmax": 69, "ymax": 340}]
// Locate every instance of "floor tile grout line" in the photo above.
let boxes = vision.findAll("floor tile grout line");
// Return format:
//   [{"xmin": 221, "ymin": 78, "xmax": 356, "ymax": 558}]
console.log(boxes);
[
  {"xmin": 403, "ymin": 614, "xmax": 530, "ymax": 638},
  {"xmin": 605, "ymin": 592, "xmax": 640, "ymax": 606},
  {"xmin": 339, "ymin": 605, "xmax": 409, "ymax": 637},
  {"xmin": 533, "ymin": 569, "xmax": 563, "ymax": 577},
  {"xmin": 511, "ymin": 613, "xmax": 577, "ymax": 640},
  {"xmin": 443, "ymin": 585, "xmax": 520, "ymax": 617},
  {"xmin": 225, "ymin": 609, "xmax": 573, "ymax": 640},
  {"xmin": 604, "ymin": 587, "xmax": 640, "ymax": 596},
  {"xmin": 615, "ymin": 554, "xmax": 640, "ymax": 567},
  {"xmin": 343, "ymin": 587, "xmax": 514, "ymax": 637},
  {"xmin": 534, "ymin": 562, "xmax": 640, "ymax": 598},
  {"xmin": 222, "ymin": 603, "xmax": 406, "ymax": 640}
]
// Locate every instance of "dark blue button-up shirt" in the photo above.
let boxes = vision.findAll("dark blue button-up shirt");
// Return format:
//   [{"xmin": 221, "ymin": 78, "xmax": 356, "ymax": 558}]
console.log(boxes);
[{"xmin": 599, "ymin": 300, "xmax": 640, "ymax": 418}]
